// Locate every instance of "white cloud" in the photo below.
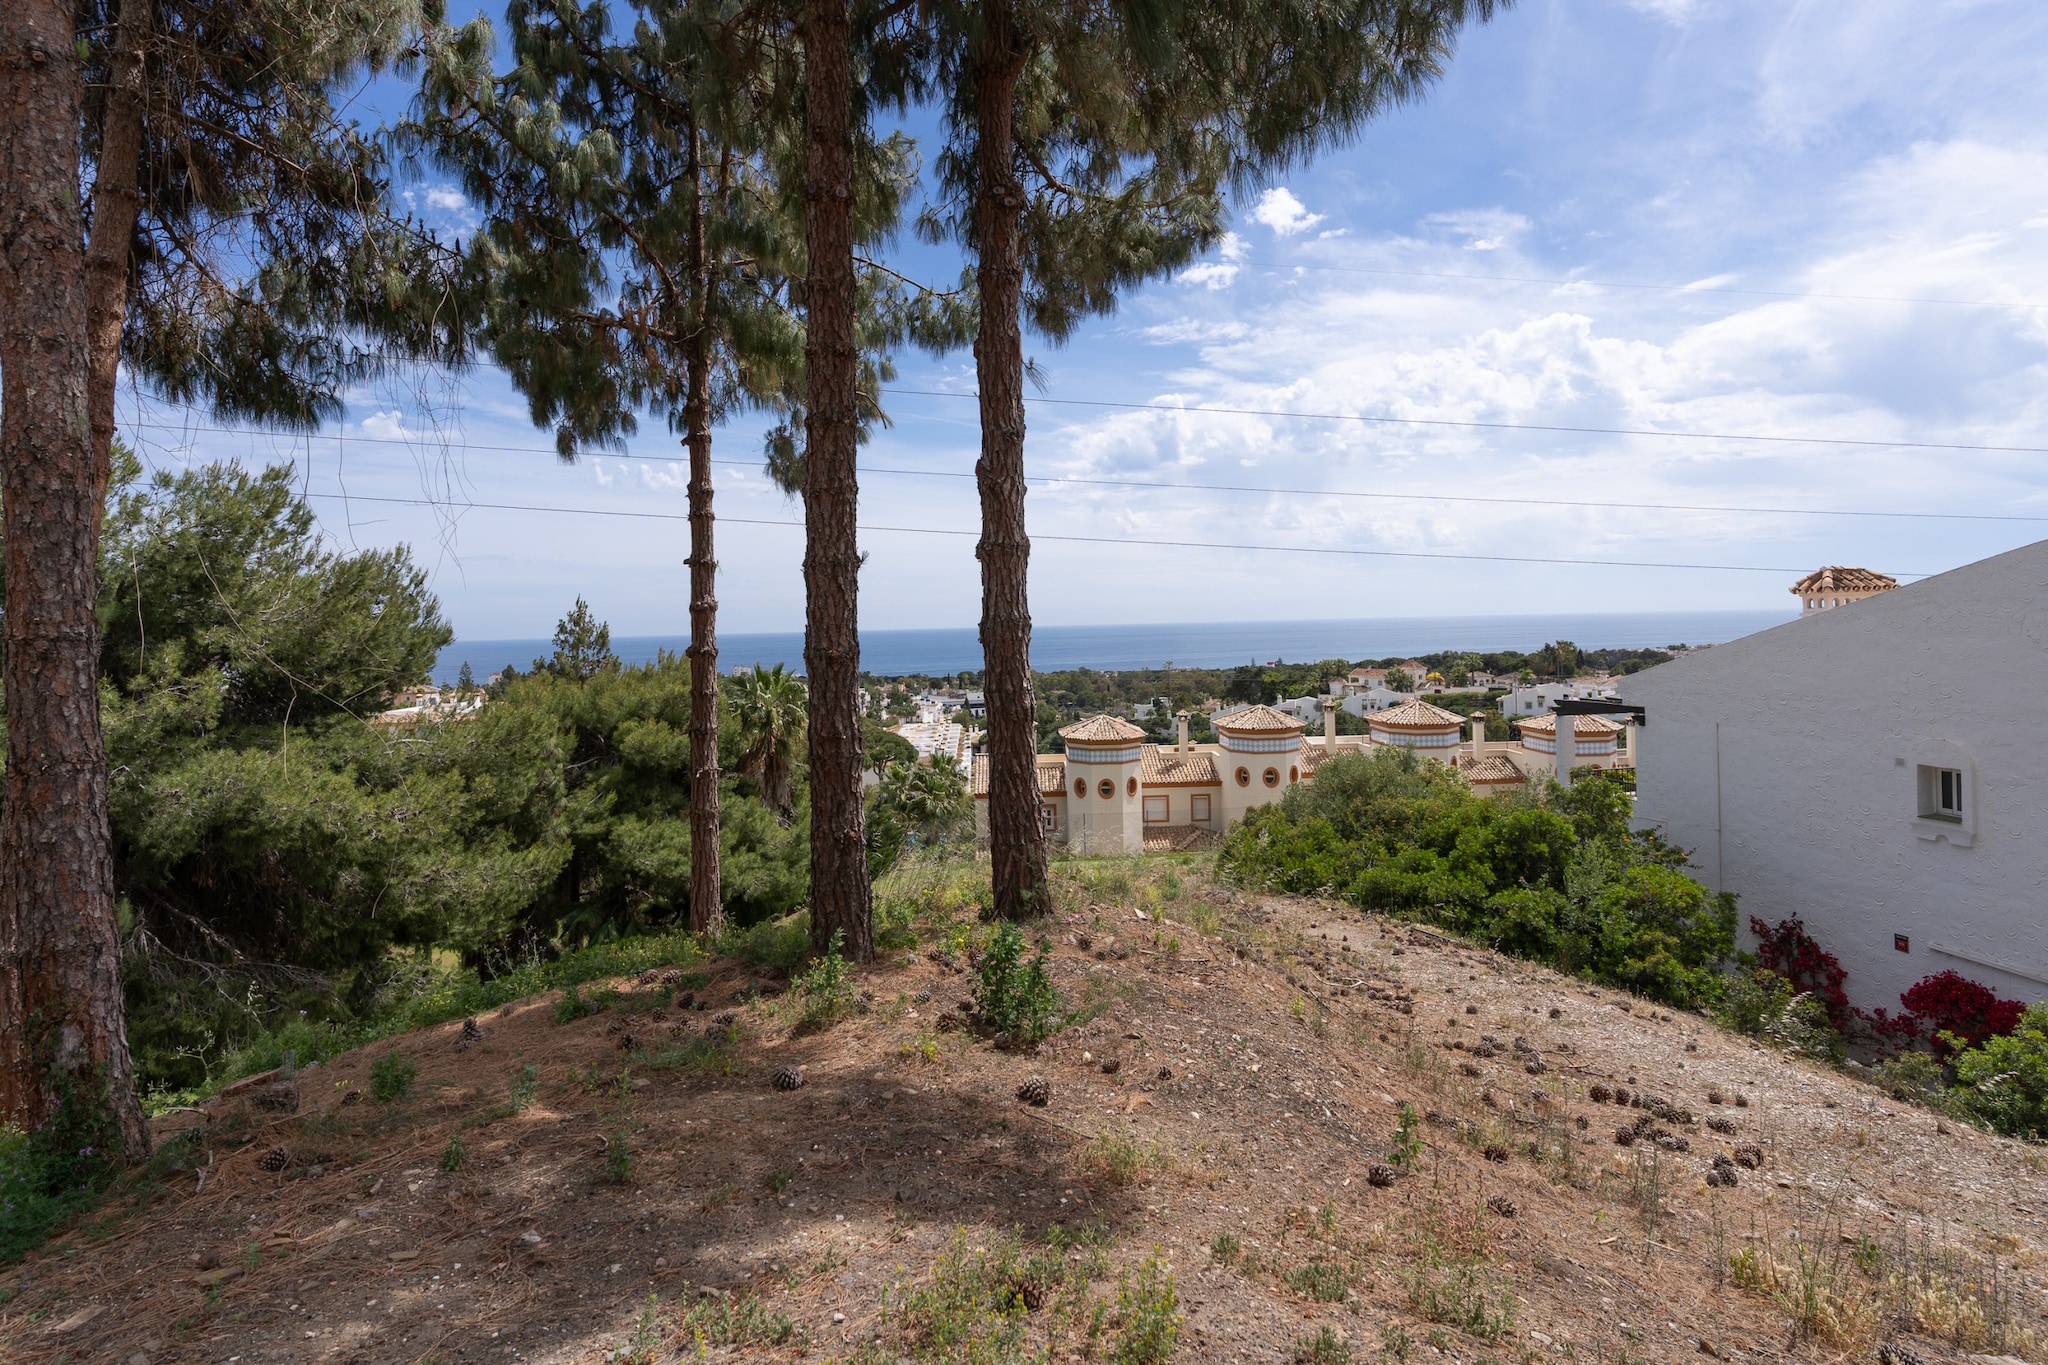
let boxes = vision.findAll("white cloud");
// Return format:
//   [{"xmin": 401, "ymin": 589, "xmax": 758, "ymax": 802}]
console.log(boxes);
[
  {"xmin": 360, "ymin": 410, "xmax": 414, "ymax": 441},
  {"xmin": 1623, "ymin": 0, "xmax": 1698, "ymax": 21},
  {"xmin": 424, "ymin": 186, "xmax": 469, "ymax": 212},
  {"xmin": 1179, "ymin": 262, "xmax": 1239, "ymax": 290},
  {"xmin": 1249, "ymin": 188, "xmax": 1324, "ymax": 236}
]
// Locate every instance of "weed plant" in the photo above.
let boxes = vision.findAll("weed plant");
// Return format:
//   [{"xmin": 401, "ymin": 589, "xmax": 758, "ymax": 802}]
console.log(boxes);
[
  {"xmin": 368, "ymin": 1052, "xmax": 416, "ymax": 1105},
  {"xmin": 973, "ymin": 921, "xmax": 1062, "ymax": 1046}
]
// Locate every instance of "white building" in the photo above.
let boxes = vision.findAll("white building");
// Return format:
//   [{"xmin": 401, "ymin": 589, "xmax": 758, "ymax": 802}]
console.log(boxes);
[
  {"xmin": 1499, "ymin": 680, "xmax": 1619, "ymax": 717},
  {"xmin": 891, "ymin": 719, "xmax": 973, "ymax": 769},
  {"xmin": 1623, "ymin": 542, "xmax": 2048, "ymax": 1011}
]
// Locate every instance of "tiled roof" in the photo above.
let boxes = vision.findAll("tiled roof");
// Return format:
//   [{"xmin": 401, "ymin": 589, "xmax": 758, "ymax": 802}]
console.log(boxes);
[
  {"xmin": 1516, "ymin": 713, "xmax": 1623, "ymax": 735},
  {"xmin": 1142, "ymin": 825, "xmax": 1224, "ymax": 853},
  {"xmin": 1299, "ymin": 742, "xmax": 1337, "ymax": 774},
  {"xmin": 1463, "ymin": 755, "xmax": 1527, "ymax": 785},
  {"xmin": 1058, "ymin": 714, "xmax": 1148, "ymax": 743},
  {"xmin": 1791, "ymin": 566, "xmax": 1897, "ymax": 595},
  {"xmin": 1367, "ymin": 698, "xmax": 1464, "ymax": 730},
  {"xmin": 1141, "ymin": 748, "xmax": 1221, "ymax": 786},
  {"xmin": 972, "ymin": 755, "xmax": 1066, "ymax": 797},
  {"xmin": 1211, "ymin": 703, "xmax": 1304, "ymax": 734}
]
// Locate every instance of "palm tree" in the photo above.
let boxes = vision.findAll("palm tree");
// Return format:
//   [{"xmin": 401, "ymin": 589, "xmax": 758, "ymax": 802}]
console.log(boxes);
[
  {"xmin": 730, "ymin": 664, "xmax": 808, "ymax": 818},
  {"xmin": 877, "ymin": 758, "xmax": 971, "ymax": 847}
]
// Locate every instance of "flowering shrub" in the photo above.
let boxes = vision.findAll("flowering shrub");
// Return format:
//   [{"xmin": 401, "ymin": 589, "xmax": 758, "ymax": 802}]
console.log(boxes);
[
  {"xmin": 1891, "ymin": 971, "xmax": 2024, "ymax": 1056},
  {"xmin": 1751, "ymin": 916, "xmax": 1852, "ymax": 1030},
  {"xmin": 1949, "ymin": 1004, "xmax": 2048, "ymax": 1138}
]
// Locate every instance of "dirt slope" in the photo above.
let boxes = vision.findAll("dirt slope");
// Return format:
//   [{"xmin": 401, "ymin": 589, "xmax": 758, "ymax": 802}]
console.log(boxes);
[{"xmin": 6, "ymin": 871, "xmax": 2045, "ymax": 1365}]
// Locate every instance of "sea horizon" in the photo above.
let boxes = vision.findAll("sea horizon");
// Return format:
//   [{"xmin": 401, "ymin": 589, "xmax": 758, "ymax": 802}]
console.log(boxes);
[{"xmin": 434, "ymin": 607, "xmax": 1793, "ymax": 684}]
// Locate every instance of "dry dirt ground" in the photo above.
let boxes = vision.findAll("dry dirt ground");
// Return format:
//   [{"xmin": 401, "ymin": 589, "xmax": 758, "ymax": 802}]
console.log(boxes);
[{"xmin": 7, "ymin": 866, "xmax": 2048, "ymax": 1365}]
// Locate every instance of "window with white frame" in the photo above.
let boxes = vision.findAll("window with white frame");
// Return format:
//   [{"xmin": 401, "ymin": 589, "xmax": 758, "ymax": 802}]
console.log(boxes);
[
  {"xmin": 1143, "ymin": 796, "xmax": 1169, "ymax": 823},
  {"xmin": 1918, "ymin": 765, "xmax": 1965, "ymax": 823},
  {"xmin": 1040, "ymin": 804, "xmax": 1058, "ymax": 834}
]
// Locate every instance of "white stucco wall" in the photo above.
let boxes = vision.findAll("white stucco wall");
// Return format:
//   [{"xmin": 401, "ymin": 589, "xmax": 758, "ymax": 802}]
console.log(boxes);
[{"xmin": 1621, "ymin": 539, "xmax": 2048, "ymax": 1012}]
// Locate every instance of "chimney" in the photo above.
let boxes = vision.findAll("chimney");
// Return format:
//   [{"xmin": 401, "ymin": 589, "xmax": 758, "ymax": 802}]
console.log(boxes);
[
  {"xmin": 1322, "ymin": 698, "xmax": 1338, "ymax": 751},
  {"xmin": 1175, "ymin": 710, "xmax": 1190, "ymax": 757},
  {"xmin": 1469, "ymin": 712, "xmax": 1486, "ymax": 765}
]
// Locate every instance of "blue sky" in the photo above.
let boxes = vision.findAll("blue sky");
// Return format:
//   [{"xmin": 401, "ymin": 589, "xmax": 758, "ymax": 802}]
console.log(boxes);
[{"xmin": 121, "ymin": 0, "xmax": 2048, "ymax": 640}]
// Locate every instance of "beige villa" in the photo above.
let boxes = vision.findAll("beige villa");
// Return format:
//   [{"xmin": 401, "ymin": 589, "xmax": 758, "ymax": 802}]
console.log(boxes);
[{"xmin": 972, "ymin": 696, "xmax": 1637, "ymax": 855}]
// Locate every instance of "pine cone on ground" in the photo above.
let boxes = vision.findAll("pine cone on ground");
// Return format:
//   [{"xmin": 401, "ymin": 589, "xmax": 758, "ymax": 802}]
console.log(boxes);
[
  {"xmin": 1705, "ymin": 1116, "xmax": 1738, "ymax": 1135},
  {"xmin": 771, "ymin": 1065, "xmax": 805, "ymax": 1091},
  {"xmin": 605, "ymin": 1020, "xmax": 624, "ymax": 1036},
  {"xmin": 1486, "ymin": 1194, "xmax": 1518, "ymax": 1217},
  {"xmin": 340, "ymin": 1089, "xmax": 362, "ymax": 1106},
  {"xmin": 935, "ymin": 1012, "xmax": 960, "ymax": 1033},
  {"xmin": 1589, "ymin": 1083, "xmax": 1613, "ymax": 1103},
  {"xmin": 257, "ymin": 1146, "xmax": 291, "ymax": 1172},
  {"xmin": 1878, "ymin": 1344, "xmax": 1933, "ymax": 1365},
  {"xmin": 658, "ymin": 968, "xmax": 684, "ymax": 988},
  {"xmin": 638, "ymin": 969, "xmax": 661, "ymax": 985},
  {"xmin": 1482, "ymin": 1143, "xmax": 1509, "ymax": 1164},
  {"xmin": 1705, "ymin": 1166, "xmax": 1737, "ymax": 1188},
  {"xmin": 252, "ymin": 1083, "xmax": 298, "ymax": 1112},
  {"xmin": 1016, "ymin": 1076, "xmax": 1050, "ymax": 1106},
  {"xmin": 1548, "ymin": 1006, "xmax": 1563, "ymax": 1019},
  {"xmin": 1367, "ymin": 1164, "xmax": 1400, "ymax": 1187},
  {"xmin": 1156, "ymin": 1067, "xmax": 1173, "ymax": 1081},
  {"xmin": 1615, "ymin": 1127, "xmax": 1638, "ymax": 1147},
  {"xmin": 649, "ymin": 1009, "xmax": 667, "ymax": 1023},
  {"xmin": 711, "ymin": 1011, "xmax": 737, "ymax": 1028},
  {"xmin": 616, "ymin": 1034, "xmax": 637, "ymax": 1052},
  {"xmin": 1464, "ymin": 1003, "xmax": 1479, "ymax": 1015},
  {"xmin": 673, "ymin": 990, "xmax": 695, "ymax": 1010},
  {"xmin": 1611, "ymin": 1086, "xmax": 1631, "ymax": 1106},
  {"xmin": 456, "ymin": 1017, "xmax": 485, "ymax": 1051},
  {"xmin": 1460, "ymin": 1062, "xmax": 1482, "ymax": 1078},
  {"xmin": 1732, "ymin": 1144, "xmax": 1764, "ymax": 1169},
  {"xmin": 911, "ymin": 989, "xmax": 932, "ymax": 1004},
  {"xmin": 1524, "ymin": 1059, "xmax": 1547, "ymax": 1075},
  {"xmin": 1100, "ymin": 1057, "xmax": 1122, "ymax": 1076},
  {"xmin": 667, "ymin": 1023, "xmax": 688, "ymax": 1039},
  {"xmin": 1655, "ymin": 1133, "xmax": 1691, "ymax": 1152},
  {"xmin": 1733, "ymin": 1093, "xmax": 1750, "ymax": 1107},
  {"xmin": 1706, "ymin": 1088, "xmax": 1725, "ymax": 1104}
]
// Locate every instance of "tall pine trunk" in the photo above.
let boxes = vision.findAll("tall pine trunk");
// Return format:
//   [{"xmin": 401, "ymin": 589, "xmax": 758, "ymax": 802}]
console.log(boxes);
[
  {"xmin": 800, "ymin": 0, "xmax": 873, "ymax": 961},
  {"xmin": 971, "ymin": 0, "xmax": 1048, "ymax": 921},
  {"xmin": 0, "ymin": 0, "xmax": 149, "ymax": 1160},
  {"xmin": 85, "ymin": 0, "xmax": 147, "ymax": 511},
  {"xmin": 683, "ymin": 126, "xmax": 722, "ymax": 938}
]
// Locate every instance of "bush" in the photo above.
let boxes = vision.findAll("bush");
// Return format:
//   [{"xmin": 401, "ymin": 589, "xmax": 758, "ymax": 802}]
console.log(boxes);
[
  {"xmin": 793, "ymin": 931, "xmax": 854, "ymax": 1030},
  {"xmin": 1893, "ymin": 971, "xmax": 2025, "ymax": 1056},
  {"xmin": 1112, "ymin": 1251, "xmax": 1181, "ymax": 1365},
  {"xmin": 0, "ymin": 1076, "xmax": 120, "ymax": 1263},
  {"xmin": 1947, "ymin": 1004, "xmax": 2048, "ymax": 1137},
  {"xmin": 1717, "ymin": 968, "xmax": 1797, "ymax": 1037},
  {"xmin": 369, "ymin": 1051, "xmax": 417, "ymax": 1105},
  {"xmin": 972, "ymin": 921, "xmax": 1061, "ymax": 1045}
]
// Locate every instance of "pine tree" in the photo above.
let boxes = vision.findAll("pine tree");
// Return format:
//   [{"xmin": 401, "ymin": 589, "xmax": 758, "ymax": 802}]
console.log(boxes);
[
  {"xmin": 0, "ymin": 0, "xmax": 148, "ymax": 1159},
  {"xmin": 414, "ymin": 0, "xmax": 813, "ymax": 938},
  {"xmin": 456, "ymin": 661, "xmax": 476, "ymax": 695},
  {"xmin": 922, "ymin": 0, "xmax": 1509, "ymax": 919},
  {"xmin": 548, "ymin": 598, "xmax": 619, "ymax": 682}
]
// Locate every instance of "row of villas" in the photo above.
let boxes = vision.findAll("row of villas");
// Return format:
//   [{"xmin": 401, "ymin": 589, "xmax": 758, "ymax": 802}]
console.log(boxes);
[{"xmin": 972, "ymin": 697, "xmax": 1636, "ymax": 855}]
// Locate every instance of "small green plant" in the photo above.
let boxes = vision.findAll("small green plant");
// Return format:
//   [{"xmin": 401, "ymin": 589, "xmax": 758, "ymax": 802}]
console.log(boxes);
[
  {"xmin": 1210, "ymin": 1231, "xmax": 1241, "ymax": 1262},
  {"xmin": 603, "ymin": 1070, "xmax": 636, "ymax": 1185},
  {"xmin": 508, "ymin": 1064, "xmax": 540, "ymax": 1111},
  {"xmin": 1286, "ymin": 1261, "xmax": 1350, "ymax": 1302},
  {"xmin": 1295, "ymin": 1325, "xmax": 1353, "ymax": 1363},
  {"xmin": 677, "ymin": 1290, "xmax": 798, "ymax": 1348},
  {"xmin": 1111, "ymin": 1250, "xmax": 1180, "ymax": 1365},
  {"xmin": 1405, "ymin": 1262, "xmax": 1515, "ymax": 1342},
  {"xmin": 1389, "ymin": 1103, "xmax": 1422, "ymax": 1169},
  {"xmin": 1851, "ymin": 1233, "xmax": 1884, "ymax": 1275},
  {"xmin": 618, "ymin": 1293, "xmax": 664, "ymax": 1365},
  {"xmin": 1381, "ymin": 1322, "xmax": 1412, "ymax": 1359},
  {"xmin": 794, "ymin": 930, "xmax": 855, "ymax": 1030},
  {"xmin": 369, "ymin": 1052, "xmax": 416, "ymax": 1105},
  {"xmin": 554, "ymin": 984, "xmax": 588, "ymax": 1024},
  {"xmin": 972, "ymin": 920, "xmax": 1062, "ymax": 1045},
  {"xmin": 440, "ymin": 1133, "xmax": 467, "ymax": 1173},
  {"xmin": 901, "ymin": 1031, "xmax": 941, "ymax": 1064},
  {"xmin": 766, "ymin": 1170, "xmax": 792, "ymax": 1193},
  {"xmin": 1083, "ymin": 1126, "xmax": 1170, "ymax": 1188}
]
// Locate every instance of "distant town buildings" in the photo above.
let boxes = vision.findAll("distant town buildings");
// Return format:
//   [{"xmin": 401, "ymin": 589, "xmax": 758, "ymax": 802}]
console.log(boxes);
[
  {"xmin": 369, "ymin": 684, "xmax": 484, "ymax": 727},
  {"xmin": 1499, "ymin": 679, "xmax": 1621, "ymax": 717}
]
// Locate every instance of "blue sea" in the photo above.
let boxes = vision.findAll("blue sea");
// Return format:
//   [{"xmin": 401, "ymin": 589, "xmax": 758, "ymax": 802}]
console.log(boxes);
[{"xmin": 435, "ymin": 608, "xmax": 1791, "ymax": 683}]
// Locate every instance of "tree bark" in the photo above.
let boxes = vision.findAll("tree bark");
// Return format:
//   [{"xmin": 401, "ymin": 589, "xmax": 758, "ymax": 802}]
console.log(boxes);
[
  {"xmin": 971, "ymin": 0, "xmax": 1048, "ymax": 921},
  {"xmin": 85, "ymin": 0, "xmax": 147, "ymax": 512},
  {"xmin": 683, "ymin": 124, "xmax": 723, "ymax": 939},
  {"xmin": 0, "ymin": 0, "xmax": 149, "ymax": 1160},
  {"xmin": 800, "ymin": 0, "xmax": 873, "ymax": 962}
]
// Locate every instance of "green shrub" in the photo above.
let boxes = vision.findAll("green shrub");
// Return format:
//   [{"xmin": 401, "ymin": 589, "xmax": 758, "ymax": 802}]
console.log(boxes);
[
  {"xmin": 0, "ymin": 1075, "xmax": 120, "ymax": 1263},
  {"xmin": 793, "ymin": 931, "xmax": 854, "ymax": 1030},
  {"xmin": 1716, "ymin": 968, "xmax": 1796, "ymax": 1036},
  {"xmin": 1295, "ymin": 1325, "xmax": 1353, "ymax": 1364},
  {"xmin": 1948, "ymin": 1004, "xmax": 2048, "ymax": 1137},
  {"xmin": 972, "ymin": 920, "xmax": 1061, "ymax": 1045},
  {"xmin": 1389, "ymin": 1103, "xmax": 1422, "ymax": 1168},
  {"xmin": 441, "ymin": 1133, "xmax": 467, "ymax": 1172},
  {"xmin": 1112, "ymin": 1251, "xmax": 1180, "ymax": 1365},
  {"xmin": 369, "ymin": 1052, "xmax": 417, "ymax": 1105}
]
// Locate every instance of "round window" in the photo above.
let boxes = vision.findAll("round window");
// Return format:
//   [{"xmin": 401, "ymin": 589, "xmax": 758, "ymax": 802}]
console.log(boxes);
[
  {"xmin": 1098, "ymin": 779, "xmax": 1115, "ymax": 799},
  {"xmin": 1126, "ymin": 776, "xmax": 1138, "ymax": 796},
  {"xmin": 1074, "ymin": 778, "xmax": 1086, "ymax": 798},
  {"xmin": 1235, "ymin": 766, "xmax": 1250, "ymax": 787},
  {"xmin": 1289, "ymin": 765, "xmax": 1299, "ymax": 783},
  {"xmin": 1262, "ymin": 767, "xmax": 1279, "ymax": 788}
]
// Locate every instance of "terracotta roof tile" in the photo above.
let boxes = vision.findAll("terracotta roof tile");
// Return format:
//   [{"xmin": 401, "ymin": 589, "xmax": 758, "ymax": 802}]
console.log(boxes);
[
  {"xmin": 1057, "ymin": 714, "xmax": 1148, "ymax": 743},
  {"xmin": 1463, "ymin": 755, "xmax": 1527, "ymax": 785},
  {"xmin": 1367, "ymin": 698, "xmax": 1465, "ymax": 729},
  {"xmin": 973, "ymin": 755, "xmax": 1066, "ymax": 797},
  {"xmin": 1517, "ymin": 713, "xmax": 1623, "ymax": 735},
  {"xmin": 1141, "ymin": 749, "xmax": 1220, "ymax": 786},
  {"xmin": 1791, "ymin": 566, "xmax": 1897, "ymax": 595},
  {"xmin": 1211, "ymin": 703, "xmax": 1305, "ymax": 734}
]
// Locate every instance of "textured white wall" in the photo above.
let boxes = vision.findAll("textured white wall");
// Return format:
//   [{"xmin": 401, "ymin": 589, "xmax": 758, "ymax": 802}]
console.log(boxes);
[{"xmin": 1623, "ymin": 539, "xmax": 2048, "ymax": 1012}]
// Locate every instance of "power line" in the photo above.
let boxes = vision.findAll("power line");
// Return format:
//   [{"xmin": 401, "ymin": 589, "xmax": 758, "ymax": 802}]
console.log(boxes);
[
  {"xmin": 1231, "ymin": 259, "xmax": 2048, "ymax": 311},
  {"xmin": 294, "ymin": 490, "xmax": 1923, "ymax": 577},
  {"xmin": 879, "ymin": 388, "xmax": 2048, "ymax": 456},
  {"xmin": 135, "ymin": 419, "xmax": 2048, "ymax": 524}
]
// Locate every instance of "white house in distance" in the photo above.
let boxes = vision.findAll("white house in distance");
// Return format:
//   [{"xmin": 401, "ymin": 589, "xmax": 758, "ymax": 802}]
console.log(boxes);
[
  {"xmin": 972, "ymin": 696, "xmax": 1636, "ymax": 855},
  {"xmin": 1499, "ymin": 679, "xmax": 1620, "ymax": 717},
  {"xmin": 1623, "ymin": 547, "xmax": 2048, "ymax": 1011}
]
